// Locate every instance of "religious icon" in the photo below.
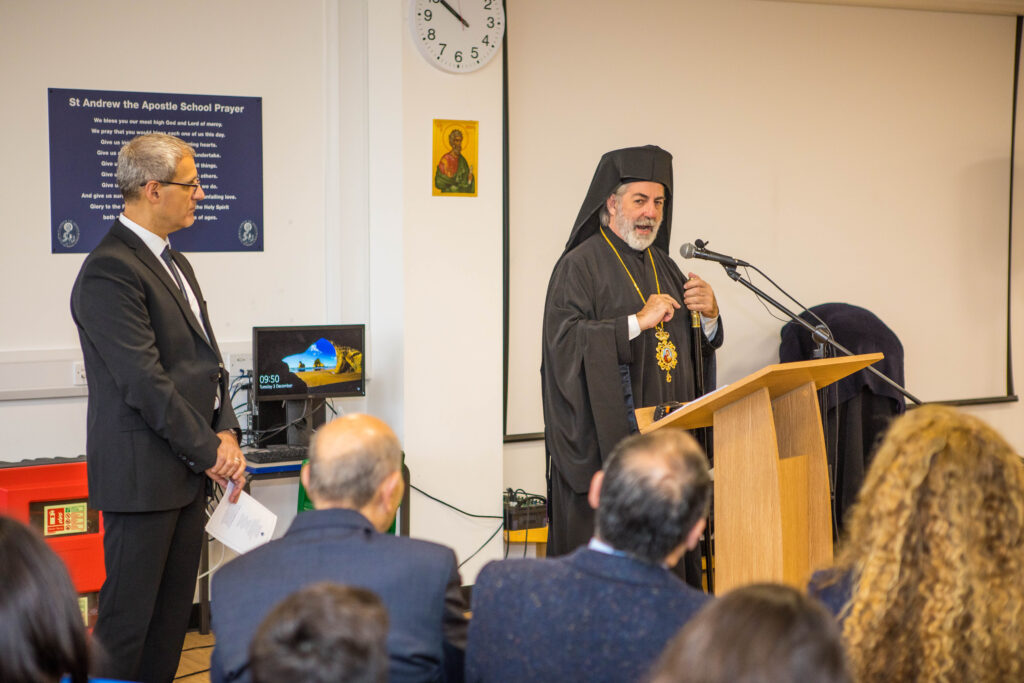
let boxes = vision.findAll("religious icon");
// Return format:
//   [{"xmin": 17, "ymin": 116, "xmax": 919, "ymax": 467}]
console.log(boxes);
[
  {"xmin": 432, "ymin": 119, "xmax": 478, "ymax": 197},
  {"xmin": 655, "ymin": 326, "xmax": 677, "ymax": 383}
]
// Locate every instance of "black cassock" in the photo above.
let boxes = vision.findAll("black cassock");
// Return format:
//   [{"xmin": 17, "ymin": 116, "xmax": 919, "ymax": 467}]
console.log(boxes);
[{"xmin": 541, "ymin": 145, "xmax": 723, "ymax": 559}]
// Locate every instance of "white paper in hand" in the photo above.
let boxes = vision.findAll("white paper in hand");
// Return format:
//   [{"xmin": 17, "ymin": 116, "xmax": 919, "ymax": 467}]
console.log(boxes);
[{"xmin": 205, "ymin": 481, "xmax": 277, "ymax": 554}]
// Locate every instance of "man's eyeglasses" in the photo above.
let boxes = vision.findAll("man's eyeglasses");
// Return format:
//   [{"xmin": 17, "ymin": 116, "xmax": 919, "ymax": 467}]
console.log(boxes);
[{"xmin": 141, "ymin": 179, "xmax": 202, "ymax": 194}]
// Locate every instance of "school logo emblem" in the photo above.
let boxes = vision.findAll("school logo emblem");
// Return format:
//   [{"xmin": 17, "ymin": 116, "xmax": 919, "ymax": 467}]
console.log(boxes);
[
  {"xmin": 238, "ymin": 219, "xmax": 259, "ymax": 247},
  {"xmin": 57, "ymin": 219, "xmax": 79, "ymax": 248}
]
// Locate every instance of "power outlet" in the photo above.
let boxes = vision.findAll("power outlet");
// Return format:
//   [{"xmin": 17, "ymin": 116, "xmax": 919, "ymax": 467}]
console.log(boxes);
[
  {"xmin": 72, "ymin": 361, "xmax": 88, "ymax": 386},
  {"xmin": 227, "ymin": 352, "xmax": 252, "ymax": 378}
]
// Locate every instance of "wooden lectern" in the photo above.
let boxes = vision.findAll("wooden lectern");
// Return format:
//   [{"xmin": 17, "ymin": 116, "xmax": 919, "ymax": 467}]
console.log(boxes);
[{"xmin": 636, "ymin": 353, "xmax": 883, "ymax": 593}]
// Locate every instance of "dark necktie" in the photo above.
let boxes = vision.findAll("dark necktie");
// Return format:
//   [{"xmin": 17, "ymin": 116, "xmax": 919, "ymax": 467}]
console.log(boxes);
[{"xmin": 160, "ymin": 246, "xmax": 187, "ymax": 297}]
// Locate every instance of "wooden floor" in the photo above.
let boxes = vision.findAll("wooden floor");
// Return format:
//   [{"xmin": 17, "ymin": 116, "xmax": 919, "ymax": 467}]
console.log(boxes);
[{"xmin": 175, "ymin": 631, "xmax": 214, "ymax": 683}]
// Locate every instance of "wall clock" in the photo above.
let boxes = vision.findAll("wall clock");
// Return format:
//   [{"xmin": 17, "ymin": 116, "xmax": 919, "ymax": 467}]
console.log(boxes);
[{"xmin": 409, "ymin": 0, "xmax": 505, "ymax": 74}]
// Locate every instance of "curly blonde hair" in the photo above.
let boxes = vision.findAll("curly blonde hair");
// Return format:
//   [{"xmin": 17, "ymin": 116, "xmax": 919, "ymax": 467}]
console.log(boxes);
[{"xmin": 833, "ymin": 405, "xmax": 1024, "ymax": 681}]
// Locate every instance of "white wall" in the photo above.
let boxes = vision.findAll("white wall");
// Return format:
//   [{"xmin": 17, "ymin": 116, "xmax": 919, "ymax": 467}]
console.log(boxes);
[
  {"xmin": 955, "ymin": 36, "xmax": 1024, "ymax": 446},
  {"xmin": 0, "ymin": 0, "xmax": 329, "ymax": 460},
  {"xmin": 0, "ymin": 0, "xmax": 505, "ymax": 582},
  {"xmin": 398, "ymin": 4, "xmax": 506, "ymax": 578}
]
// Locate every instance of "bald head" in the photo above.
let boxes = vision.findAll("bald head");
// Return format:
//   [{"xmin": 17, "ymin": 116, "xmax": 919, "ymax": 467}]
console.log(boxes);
[{"xmin": 306, "ymin": 414, "xmax": 402, "ymax": 509}]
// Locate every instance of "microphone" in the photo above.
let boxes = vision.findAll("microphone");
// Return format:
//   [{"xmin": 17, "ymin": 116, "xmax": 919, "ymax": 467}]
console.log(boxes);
[{"xmin": 679, "ymin": 240, "xmax": 750, "ymax": 267}]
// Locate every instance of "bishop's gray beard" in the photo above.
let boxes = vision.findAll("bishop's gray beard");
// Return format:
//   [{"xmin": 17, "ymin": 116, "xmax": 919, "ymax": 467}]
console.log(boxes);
[{"xmin": 615, "ymin": 212, "xmax": 661, "ymax": 251}]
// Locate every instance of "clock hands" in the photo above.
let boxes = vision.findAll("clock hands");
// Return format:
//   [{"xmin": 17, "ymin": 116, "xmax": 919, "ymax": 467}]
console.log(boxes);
[{"xmin": 437, "ymin": 0, "xmax": 469, "ymax": 28}]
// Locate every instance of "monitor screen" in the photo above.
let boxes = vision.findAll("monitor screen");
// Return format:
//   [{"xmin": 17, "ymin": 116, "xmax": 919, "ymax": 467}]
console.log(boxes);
[{"xmin": 252, "ymin": 325, "xmax": 365, "ymax": 401}]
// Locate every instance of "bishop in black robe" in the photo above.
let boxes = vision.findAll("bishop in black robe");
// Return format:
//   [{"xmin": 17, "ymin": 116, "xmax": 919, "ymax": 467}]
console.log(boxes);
[{"xmin": 541, "ymin": 145, "xmax": 724, "ymax": 565}]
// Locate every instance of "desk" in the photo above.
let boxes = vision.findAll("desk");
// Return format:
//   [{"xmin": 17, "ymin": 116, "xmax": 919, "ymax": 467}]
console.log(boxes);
[
  {"xmin": 245, "ymin": 459, "xmax": 304, "ymax": 478},
  {"xmin": 198, "ymin": 460, "xmax": 303, "ymax": 633},
  {"xmin": 503, "ymin": 526, "xmax": 548, "ymax": 558},
  {"xmin": 245, "ymin": 459, "xmax": 305, "ymax": 539}
]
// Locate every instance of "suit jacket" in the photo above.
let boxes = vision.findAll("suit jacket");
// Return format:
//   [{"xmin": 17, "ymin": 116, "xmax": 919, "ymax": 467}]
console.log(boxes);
[
  {"xmin": 70, "ymin": 220, "xmax": 238, "ymax": 512},
  {"xmin": 466, "ymin": 547, "xmax": 711, "ymax": 683},
  {"xmin": 808, "ymin": 568, "xmax": 853, "ymax": 620},
  {"xmin": 210, "ymin": 508, "xmax": 469, "ymax": 683}
]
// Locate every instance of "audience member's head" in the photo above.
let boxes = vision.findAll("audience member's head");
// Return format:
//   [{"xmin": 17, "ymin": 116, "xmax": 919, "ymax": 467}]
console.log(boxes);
[
  {"xmin": 590, "ymin": 429, "xmax": 711, "ymax": 566},
  {"xmin": 249, "ymin": 581, "xmax": 389, "ymax": 683},
  {"xmin": 651, "ymin": 583, "xmax": 850, "ymax": 683},
  {"xmin": 835, "ymin": 404, "xmax": 1024, "ymax": 681},
  {"xmin": 249, "ymin": 582, "xmax": 389, "ymax": 683},
  {"xmin": 303, "ymin": 414, "xmax": 404, "ymax": 531},
  {"xmin": 0, "ymin": 515, "xmax": 91, "ymax": 683}
]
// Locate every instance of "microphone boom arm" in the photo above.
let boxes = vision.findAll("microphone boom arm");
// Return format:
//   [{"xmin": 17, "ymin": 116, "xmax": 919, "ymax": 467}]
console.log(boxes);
[{"xmin": 722, "ymin": 265, "xmax": 922, "ymax": 405}]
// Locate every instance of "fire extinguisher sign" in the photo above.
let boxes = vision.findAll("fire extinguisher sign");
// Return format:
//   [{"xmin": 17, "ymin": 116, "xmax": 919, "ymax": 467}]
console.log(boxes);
[{"xmin": 43, "ymin": 502, "xmax": 89, "ymax": 537}]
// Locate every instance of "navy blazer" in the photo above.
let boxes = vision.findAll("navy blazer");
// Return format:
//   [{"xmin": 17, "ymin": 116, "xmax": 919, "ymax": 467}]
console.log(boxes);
[
  {"xmin": 807, "ymin": 568, "xmax": 853, "ymax": 619},
  {"xmin": 210, "ymin": 508, "xmax": 468, "ymax": 683},
  {"xmin": 70, "ymin": 220, "xmax": 238, "ymax": 512},
  {"xmin": 466, "ymin": 547, "xmax": 711, "ymax": 683}
]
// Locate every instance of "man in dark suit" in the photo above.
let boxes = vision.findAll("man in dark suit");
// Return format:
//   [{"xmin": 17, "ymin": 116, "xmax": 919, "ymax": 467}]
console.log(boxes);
[
  {"xmin": 210, "ymin": 414, "xmax": 469, "ymax": 683},
  {"xmin": 70, "ymin": 133, "xmax": 247, "ymax": 683},
  {"xmin": 466, "ymin": 429, "xmax": 713, "ymax": 683}
]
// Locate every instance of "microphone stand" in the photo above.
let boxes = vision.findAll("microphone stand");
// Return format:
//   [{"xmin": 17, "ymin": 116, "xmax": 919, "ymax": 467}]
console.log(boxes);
[
  {"xmin": 721, "ymin": 266, "xmax": 922, "ymax": 406},
  {"xmin": 719, "ymin": 261, "xmax": 920, "ymax": 547}
]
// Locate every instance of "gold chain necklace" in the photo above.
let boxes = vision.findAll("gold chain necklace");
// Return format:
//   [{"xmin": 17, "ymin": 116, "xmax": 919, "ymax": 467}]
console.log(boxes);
[{"xmin": 599, "ymin": 228, "xmax": 678, "ymax": 383}]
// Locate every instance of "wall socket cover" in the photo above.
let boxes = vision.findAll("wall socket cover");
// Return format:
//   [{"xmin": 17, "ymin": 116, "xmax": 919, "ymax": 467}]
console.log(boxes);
[{"xmin": 227, "ymin": 352, "xmax": 252, "ymax": 376}]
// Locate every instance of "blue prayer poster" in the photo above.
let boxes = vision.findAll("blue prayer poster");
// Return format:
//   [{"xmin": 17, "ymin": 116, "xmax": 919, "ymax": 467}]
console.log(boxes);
[{"xmin": 48, "ymin": 87, "xmax": 263, "ymax": 253}]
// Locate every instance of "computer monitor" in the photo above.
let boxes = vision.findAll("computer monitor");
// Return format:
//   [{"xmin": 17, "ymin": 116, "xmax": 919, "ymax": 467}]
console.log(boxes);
[{"xmin": 251, "ymin": 325, "xmax": 365, "ymax": 446}]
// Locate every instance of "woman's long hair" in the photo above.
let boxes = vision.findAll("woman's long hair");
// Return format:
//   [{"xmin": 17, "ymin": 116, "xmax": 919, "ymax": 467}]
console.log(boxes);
[
  {"xmin": 0, "ymin": 515, "xmax": 90, "ymax": 683},
  {"xmin": 834, "ymin": 405, "xmax": 1024, "ymax": 681}
]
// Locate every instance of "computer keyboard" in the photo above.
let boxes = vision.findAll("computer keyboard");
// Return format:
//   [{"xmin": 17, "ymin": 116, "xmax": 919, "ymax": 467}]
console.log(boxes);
[{"xmin": 244, "ymin": 444, "xmax": 309, "ymax": 464}]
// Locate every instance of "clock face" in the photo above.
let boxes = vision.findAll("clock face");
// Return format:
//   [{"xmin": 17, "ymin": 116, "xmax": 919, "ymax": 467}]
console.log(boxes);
[{"xmin": 410, "ymin": 0, "xmax": 505, "ymax": 74}]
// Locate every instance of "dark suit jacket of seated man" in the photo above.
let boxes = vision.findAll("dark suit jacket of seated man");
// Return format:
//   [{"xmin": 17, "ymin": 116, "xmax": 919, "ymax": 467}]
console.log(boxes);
[
  {"xmin": 466, "ymin": 429, "xmax": 713, "ymax": 683},
  {"xmin": 210, "ymin": 414, "xmax": 469, "ymax": 683}
]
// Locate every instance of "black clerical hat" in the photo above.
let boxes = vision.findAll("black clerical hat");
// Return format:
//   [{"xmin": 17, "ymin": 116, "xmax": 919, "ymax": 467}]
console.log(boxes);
[{"xmin": 564, "ymin": 145, "xmax": 674, "ymax": 254}]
